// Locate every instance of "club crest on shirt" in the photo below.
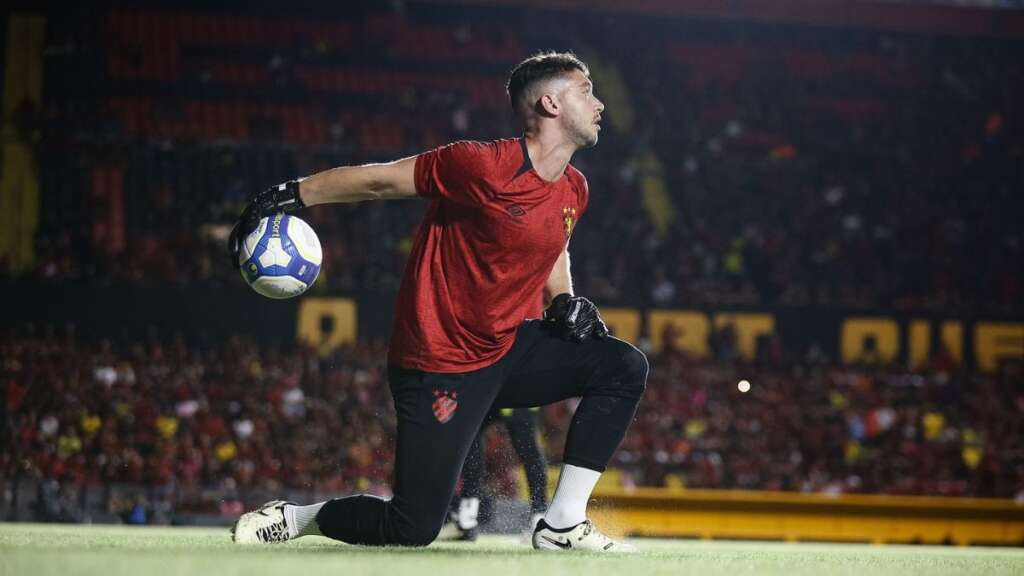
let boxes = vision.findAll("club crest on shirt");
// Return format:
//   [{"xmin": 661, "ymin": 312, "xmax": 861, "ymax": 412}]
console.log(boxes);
[
  {"xmin": 431, "ymin": 389, "xmax": 458, "ymax": 424},
  {"xmin": 562, "ymin": 207, "xmax": 577, "ymax": 238}
]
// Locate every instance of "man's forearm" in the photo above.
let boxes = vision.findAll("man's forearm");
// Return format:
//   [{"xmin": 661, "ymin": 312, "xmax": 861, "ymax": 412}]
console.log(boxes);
[
  {"xmin": 544, "ymin": 248, "xmax": 574, "ymax": 307},
  {"xmin": 298, "ymin": 156, "xmax": 418, "ymax": 207}
]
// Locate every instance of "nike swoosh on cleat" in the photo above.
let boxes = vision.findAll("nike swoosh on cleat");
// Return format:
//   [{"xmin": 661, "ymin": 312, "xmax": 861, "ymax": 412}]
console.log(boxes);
[{"xmin": 541, "ymin": 535, "xmax": 572, "ymax": 549}]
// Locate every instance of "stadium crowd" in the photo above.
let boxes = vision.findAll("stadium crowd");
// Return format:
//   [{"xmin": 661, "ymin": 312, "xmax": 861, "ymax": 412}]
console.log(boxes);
[
  {"xmin": 4, "ymin": 2, "xmax": 1022, "ymax": 523},
  {"xmin": 23, "ymin": 4, "xmax": 1023, "ymax": 315},
  {"xmin": 1, "ymin": 325, "xmax": 396, "ymax": 521},
  {"xmin": 2, "ymin": 323, "xmax": 1021, "ymax": 522}
]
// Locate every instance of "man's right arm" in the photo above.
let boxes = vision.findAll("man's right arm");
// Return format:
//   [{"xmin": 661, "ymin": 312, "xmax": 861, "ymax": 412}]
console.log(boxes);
[
  {"xmin": 299, "ymin": 155, "xmax": 419, "ymax": 206},
  {"xmin": 228, "ymin": 155, "xmax": 420, "ymax": 267}
]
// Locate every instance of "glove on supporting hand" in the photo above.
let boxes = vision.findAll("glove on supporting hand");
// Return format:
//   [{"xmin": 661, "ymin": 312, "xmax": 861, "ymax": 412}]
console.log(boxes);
[{"xmin": 544, "ymin": 293, "xmax": 609, "ymax": 342}]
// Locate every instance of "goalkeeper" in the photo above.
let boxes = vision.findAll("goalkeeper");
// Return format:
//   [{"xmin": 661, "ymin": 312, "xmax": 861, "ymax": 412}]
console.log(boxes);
[{"xmin": 229, "ymin": 51, "xmax": 646, "ymax": 553}]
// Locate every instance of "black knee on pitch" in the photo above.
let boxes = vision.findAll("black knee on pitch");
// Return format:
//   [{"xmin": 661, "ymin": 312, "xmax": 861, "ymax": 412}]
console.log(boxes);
[
  {"xmin": 314, "ymin": 495, "xmax": 442, "ymax": 547},
  {"xmin": 382, "ymin": 499, "xmax": 445, "ymax": 547},
  {"xmin": 392, "ymin": 522, "xmax": 441, "ymax": 547},
  {"xmin": 316, "ymin": 495, "xmax": 387, "ymax": 545}
]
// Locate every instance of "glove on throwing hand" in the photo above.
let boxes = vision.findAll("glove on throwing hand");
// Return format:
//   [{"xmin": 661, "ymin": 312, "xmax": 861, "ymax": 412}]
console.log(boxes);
[{"xmin": 227, "ymin": 180, "xmax": 305, "ymax": 268}]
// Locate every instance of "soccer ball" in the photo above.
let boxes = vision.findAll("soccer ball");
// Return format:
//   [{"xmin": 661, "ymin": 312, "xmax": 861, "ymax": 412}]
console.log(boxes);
[{"xmin": 238, "ymin": 213, "xmax": 322, "ymax": 299}]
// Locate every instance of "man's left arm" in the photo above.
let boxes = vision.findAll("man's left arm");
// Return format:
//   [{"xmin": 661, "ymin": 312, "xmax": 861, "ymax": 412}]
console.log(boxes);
[{"xmin": 543, "ymin": 247, "xmax": 573, "ymax": 307}]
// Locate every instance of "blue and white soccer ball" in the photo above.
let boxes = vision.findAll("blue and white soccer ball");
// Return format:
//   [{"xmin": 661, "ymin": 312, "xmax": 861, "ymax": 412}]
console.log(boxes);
[{"xmin": 238, "ymin": 213, "xmax": 322, "ymax": 299}]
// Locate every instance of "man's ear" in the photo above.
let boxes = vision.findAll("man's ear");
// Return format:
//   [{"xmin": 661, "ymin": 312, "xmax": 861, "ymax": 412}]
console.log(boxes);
[{"xmin": 535, "ymin": 92, "xmax": 560, "ymax": 118}]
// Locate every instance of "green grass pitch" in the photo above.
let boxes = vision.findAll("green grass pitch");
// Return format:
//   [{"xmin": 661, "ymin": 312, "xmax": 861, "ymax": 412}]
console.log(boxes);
[{"xmin": 1, "ymin": 523, "xmax": 1022, "ymax": 576}]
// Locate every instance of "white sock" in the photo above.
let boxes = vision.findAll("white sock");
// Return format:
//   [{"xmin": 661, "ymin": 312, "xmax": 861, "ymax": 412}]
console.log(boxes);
[
  {"xmin": 456, "ymin": 497, "xmax": 480, "ymax": 530},
  {"xmin": 283, "ymin": 502, "xmax": 325, "ymax": 538},
  {"xmin": 543, "ymin": 464, "xmax": 601, "ymax": 529}
]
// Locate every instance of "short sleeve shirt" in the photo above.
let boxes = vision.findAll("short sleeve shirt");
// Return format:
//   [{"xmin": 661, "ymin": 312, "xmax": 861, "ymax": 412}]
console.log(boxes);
[{"xmin": 387, "ymin": 138, "xmax": 589, "ymax": 373}]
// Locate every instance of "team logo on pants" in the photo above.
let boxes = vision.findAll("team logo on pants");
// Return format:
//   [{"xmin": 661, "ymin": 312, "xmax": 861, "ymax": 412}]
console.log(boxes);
[{"xmin": 432, "ymin": 389, "xmax": 458, "ymax": 423}]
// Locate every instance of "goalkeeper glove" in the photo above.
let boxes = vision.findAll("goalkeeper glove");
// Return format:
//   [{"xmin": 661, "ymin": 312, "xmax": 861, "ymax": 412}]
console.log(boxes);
[
  {"xmin": 227, "ymin": 180, "xmax": 305, "ymax": 268},
  {"xmin": 544, "ymin": 293, "xmax": 609, "ymax": 342}
]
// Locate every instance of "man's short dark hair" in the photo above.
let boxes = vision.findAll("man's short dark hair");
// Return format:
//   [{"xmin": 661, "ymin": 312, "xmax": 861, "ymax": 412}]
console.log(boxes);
[{"xmin": 506, "ymin": 51, "xmax": 589, "ymax": 116}]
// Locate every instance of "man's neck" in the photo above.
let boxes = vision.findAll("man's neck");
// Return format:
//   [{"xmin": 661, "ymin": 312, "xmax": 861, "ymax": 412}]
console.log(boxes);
[{"xmin": 523, "ymin": 132, "xmax": 576, "ymax": 182}]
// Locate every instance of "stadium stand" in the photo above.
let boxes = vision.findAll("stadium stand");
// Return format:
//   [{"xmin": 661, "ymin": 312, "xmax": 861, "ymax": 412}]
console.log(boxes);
[
  {"xmin": 2, "ymin": 1, "xmax": 1022, "ymax": 524},
  {"xmin": 26, "ymin": 3, "xmax": 1023, "ymax": 314},
  {"xmin": 1, "ymin": 323, "xmax": 1020, "ymax": 523}
]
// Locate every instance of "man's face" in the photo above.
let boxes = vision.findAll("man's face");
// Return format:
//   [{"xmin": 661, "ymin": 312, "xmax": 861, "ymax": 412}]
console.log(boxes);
[{"xmin": 555, "ymin": 69, "xmax": 605, "ymax": 148}]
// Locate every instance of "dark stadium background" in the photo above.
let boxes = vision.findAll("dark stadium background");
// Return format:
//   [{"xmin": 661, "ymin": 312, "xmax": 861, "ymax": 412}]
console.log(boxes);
[{"xmin": 1, "ymin": 0, "xmax": 1022, "ymax": 536}]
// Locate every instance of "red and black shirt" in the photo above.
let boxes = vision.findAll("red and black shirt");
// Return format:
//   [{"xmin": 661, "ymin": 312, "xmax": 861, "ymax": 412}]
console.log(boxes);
[{"xmin": 388, "ymin": 138, "xmax": 589, "ymax": 373}]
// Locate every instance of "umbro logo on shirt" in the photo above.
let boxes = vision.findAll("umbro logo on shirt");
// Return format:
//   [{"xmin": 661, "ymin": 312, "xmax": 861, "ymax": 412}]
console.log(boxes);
[{"xmin": 505, "ymin": 204, "xmax": 526, "ymax": 219}]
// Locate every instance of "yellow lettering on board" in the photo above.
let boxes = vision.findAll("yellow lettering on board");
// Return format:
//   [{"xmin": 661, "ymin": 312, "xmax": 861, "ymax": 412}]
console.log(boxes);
[
  {"xmin": 713, "ymin": 313, "xmax": 775, "ymax": 361},
  {"xmin": 648, "ymin": 310, "xmax": 709, "ymax": 356},
  {"xmin": 600, "ymin": 308, "xmax": 641, "ymax": 344},
  {"xmin": 908, "ymin": 320, "xmax": 930, "ymax": 369},
  {"xmin": 974, "ymin": 323, "xmax": 1024, "ymax": 373},
  {"xmin": 840, "ymin": 318, "xmax": 899, "ymax": 364},
  {"xmin": 940, "ymin": 321, "xmax": 964, "ymax": 365},
  {"xmin": 297, "ymin": 298, "xmax": 357, "ymax": 353}
]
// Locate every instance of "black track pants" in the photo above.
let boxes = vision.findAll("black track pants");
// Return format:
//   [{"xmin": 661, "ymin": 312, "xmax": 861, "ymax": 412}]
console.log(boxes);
[
  {"xmin": 315, "ymin": 319, "xmax": 648, "ymax": 546},
  {"xmin": 460, "ymin": 407, "xmax": 547, "ymax": 516}
]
